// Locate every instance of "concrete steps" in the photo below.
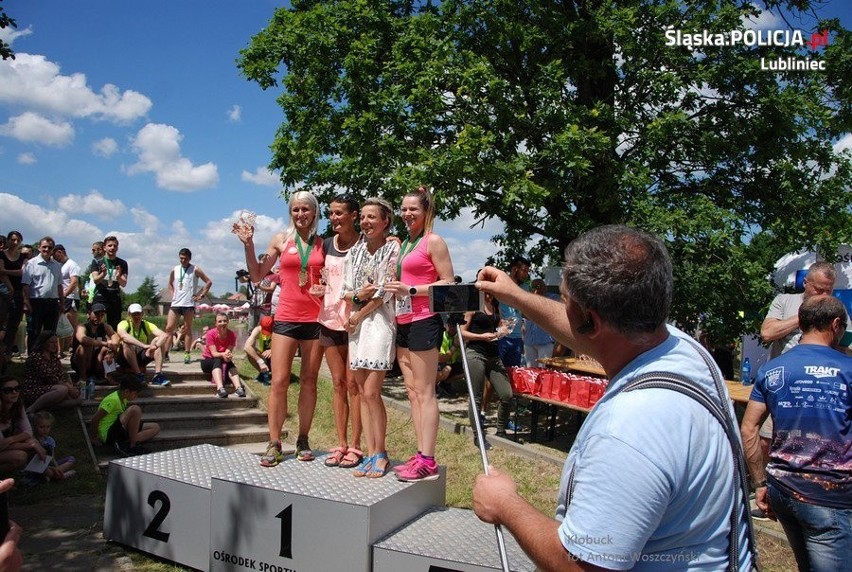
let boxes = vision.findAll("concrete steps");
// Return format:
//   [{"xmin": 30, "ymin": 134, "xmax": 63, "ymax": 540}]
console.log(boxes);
[{"xmin": 81, "ymin": 359, "xmax": 271, "ymax": 473}]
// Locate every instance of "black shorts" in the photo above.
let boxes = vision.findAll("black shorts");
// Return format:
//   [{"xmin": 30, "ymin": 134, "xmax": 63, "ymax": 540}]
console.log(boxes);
[
  {"xmin": 105, "ymin": 418, "xmax": 145, "ymax": 446},
  {"xmin": 200, "ymin": 358, "xmax": 236, "ymax": 375},
  {"xmin": 116, "ymin": 346, "xmax": 153, "ymax": 369},
  {"xmin": 273, "ymin": 321, "xmax": 320, "ymax": 341},
  {"xmin": 63, "ymin": 299, "xmax": 79, "ymax": 313},
  {"xmin": 170, "ymin": 306, "xmax": 195, "ymax": 317},
  {"xmin": 319, "ymin": 325, "xmax": 348, "ymax": 347},
  {"xmin": 396, "ymin": 314, "xmax": 443, "ymax": 352}
]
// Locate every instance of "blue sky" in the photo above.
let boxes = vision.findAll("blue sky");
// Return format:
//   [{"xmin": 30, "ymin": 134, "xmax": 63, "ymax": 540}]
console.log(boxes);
[{"xmin": 0, "ymin": 1, "xmax": 848, "ymax": 295}]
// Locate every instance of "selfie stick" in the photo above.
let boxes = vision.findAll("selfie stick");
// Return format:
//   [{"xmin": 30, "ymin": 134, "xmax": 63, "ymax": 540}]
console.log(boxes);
[{"xmin": 454, "ymin": 316, "xmax": 511, "ymax": 572}]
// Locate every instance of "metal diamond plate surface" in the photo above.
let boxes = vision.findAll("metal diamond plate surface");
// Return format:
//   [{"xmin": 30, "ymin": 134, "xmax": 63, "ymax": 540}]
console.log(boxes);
[
  {"xmin": 113, "ymin": 444, "xmax": 444, "ymax": 505},
  {"xmin": 375, "ymin": 507, "xmax": 535, "ymax": 571}
]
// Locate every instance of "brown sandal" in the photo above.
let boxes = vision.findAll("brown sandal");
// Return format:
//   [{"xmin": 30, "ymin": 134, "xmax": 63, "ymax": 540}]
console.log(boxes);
[
  {"xmin": 338, "ymin": 447, "xmax": 364, "ymax": 469},
  {"xmin": 324, "ymin": 446, "xmax": 347, "ymax": 467}
]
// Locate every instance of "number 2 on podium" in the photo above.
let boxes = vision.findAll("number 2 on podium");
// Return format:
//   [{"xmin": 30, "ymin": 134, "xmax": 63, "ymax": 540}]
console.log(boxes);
[{"xmin": 143, "ymin": 490, "xmax": 171, "ymax": 542}]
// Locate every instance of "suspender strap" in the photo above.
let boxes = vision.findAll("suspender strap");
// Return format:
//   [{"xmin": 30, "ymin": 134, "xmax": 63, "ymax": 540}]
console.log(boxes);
[{"xmin": 623, "ymin": 372, "xmax": 758, "ymax": 572}]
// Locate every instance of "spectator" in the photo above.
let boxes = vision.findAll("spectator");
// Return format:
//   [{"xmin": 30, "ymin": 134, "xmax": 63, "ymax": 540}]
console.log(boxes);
[
  {"xmin": 21, "ymin": 237, "xmax": 63, "ymax": 354},
  {"xmin": 90, "ymin": 373, "xmax": 160, "ymax": 457},
  {"xmin": 0, "ymin": 232, "xmax": 25, "ymax": 356},
  {"xmin": 755, "ymin": 260, "xmax": 847, "ymax": 520},
  {"xmin": 190, "ymin": 326, "xmax": 209, "ymax": 352},
  {"xmin": 472, "ymin": 225, "xmax": 755, "ymax": 570},
  {"xmin": 496, "ymin": 257, "xmax": 529, "ymax": 368},
  {"xmin": 21, "ymin": 331, "xmax": 81, "ymax": 414},
  {"xmin": 88, "ymin": 236, "xmax": 127, "ymax": 329},
  {"xmin": 460, "ymin": 289, "xmax": 513, "ymax": 447},
  {"xmin": 244, "ymin": 315, "xmax": 273, "ymax": 384},
  {"xmin": 23, "ymin": 411, "xmax": 76, "ymax": 483},
  {"xmin": 51, "ymin": 244, "xmax": 81, "ymax": 356},
  {"xmin": 436, "ymin": 320, "xmax": 462, "ymax": 398},
  {"xmin": 163, "ymin": 248, "xmax": 213, "ymax": 364},
  {"xmin": 200, "ymin": 313, "xmax": 247, "ymax": 399},
  {"xmin": 742, "ymin": 295, "xmax": 851, "ymax": 571},
  {"xmin": 71, "ymin": 303, "xmax": 119, "ymax": 385},
  {"xmin": 116, "ymin": 304, "xmax": 170, "ymax": 386},
  {"xmin": 522, "ymin": 278, "xmax": 555, "ymax": 367},
  {"xmin": 0, "ymin": 376, "xmax": 46, "ymax": 475}
]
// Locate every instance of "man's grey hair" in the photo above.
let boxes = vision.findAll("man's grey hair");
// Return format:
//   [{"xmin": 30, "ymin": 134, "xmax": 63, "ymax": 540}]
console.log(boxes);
[
  {"xmin": 806, "ymin": 261, "xmax": 836, "ymax": 283},
  {"xmin": 562, "ymin": 225, "xmax": 672, "ymax": 335}
]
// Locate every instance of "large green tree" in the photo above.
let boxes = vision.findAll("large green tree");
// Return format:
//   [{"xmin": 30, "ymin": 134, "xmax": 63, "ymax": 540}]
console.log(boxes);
[{"xmin": 239, "ymin": 0, "xmax": 851, "ymax": 343}]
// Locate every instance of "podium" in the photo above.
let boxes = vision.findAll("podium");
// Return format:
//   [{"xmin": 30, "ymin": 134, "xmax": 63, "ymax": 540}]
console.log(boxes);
[
  {"xmin": 104, "ymin": 444, "xmax": 528, "ymax": 571},
  {"xmin": 373, "ymin": 507, "xmax": 534, "ymax": 571}
]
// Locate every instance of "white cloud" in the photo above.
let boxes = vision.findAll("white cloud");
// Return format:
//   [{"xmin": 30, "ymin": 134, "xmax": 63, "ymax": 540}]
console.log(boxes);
[
  {"xmin": 0, "ymin": 111, "xmax": 74, "ymax": 146},
  {"xmin": 434, "ymin": 208, "xmax": 505, "ymax": 281},
  {"xmin": 92, "ymin": 137, "xmax": 118, "ymax": 157},
  {"xmin": 17, "ymin": 152, "xmax": 36, "ymax": 165},
  {"xmin": 834, "ymin": 133, "xmax": 852, "ymax": 154},
  {"xmin": 0, "ymin": 53, "xmax": 152, "ymax": 123},
  {"xmin": 0, "ymin": 192, "xmax": 103, "ymax": 254},
  {"xmin": 56, "ymin": 190, "xmax": 126, "ymax": 220},
  {"xmin": 128, "ymin": 123, "xmax": 219, "ymax": 192},
  {"xmin": 0, "ymin": 25, "xmax": 32, "ymax": 46},
  {"xmin": 241, "ymin": 166, "xmax": 279, "ymax": 187},
  {"xmin": 227, "ymin": 104, "xmax": 242, "ymax": 122},
  {"xmin": 131, "ymin": 206, "xmax": 160, "ymax": 234}
]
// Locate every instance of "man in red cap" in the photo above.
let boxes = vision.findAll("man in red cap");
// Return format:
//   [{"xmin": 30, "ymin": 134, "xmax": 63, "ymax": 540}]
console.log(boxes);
[{"xmin": 244, "ymin": 315, "xmax": 273, "ymax": 384}]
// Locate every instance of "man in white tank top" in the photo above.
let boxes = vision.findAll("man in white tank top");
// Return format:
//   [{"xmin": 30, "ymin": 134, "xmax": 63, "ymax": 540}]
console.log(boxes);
[{"xmin": 164, "ymin": 248, "xmax": 212, "ymax": 364}]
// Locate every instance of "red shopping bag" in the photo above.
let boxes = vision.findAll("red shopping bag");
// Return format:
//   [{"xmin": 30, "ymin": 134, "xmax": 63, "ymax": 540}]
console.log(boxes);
[
  {"xmin": 508, "ymin": 367, "xmax": 545, "ymax": 395},
  {"xmin": 588, "ymin": 377, "xmax": 607, "ymax": 406}
]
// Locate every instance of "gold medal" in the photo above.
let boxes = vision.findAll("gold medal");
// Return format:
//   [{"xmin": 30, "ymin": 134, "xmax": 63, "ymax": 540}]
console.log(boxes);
[
  {"xmin": 178, "ymin": 282, "xmax": 183, "ymax": 290},
  {"xmin": 299, "ymin": 269, "xmax": 308, "ymax": 287}
]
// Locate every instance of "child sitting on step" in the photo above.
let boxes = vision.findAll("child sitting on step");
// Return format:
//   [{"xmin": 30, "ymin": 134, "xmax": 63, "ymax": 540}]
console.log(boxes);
[{"xmin": 90, "ymin": 373, "xmax": 160, "ymax": 457}]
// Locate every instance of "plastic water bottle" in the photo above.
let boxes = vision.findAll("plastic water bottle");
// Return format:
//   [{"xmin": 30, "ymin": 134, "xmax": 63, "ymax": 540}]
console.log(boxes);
[
  {"xmin": 86, "ymin": 378, "xmax": 96, "ymax": 400},
  {"xmin": 741, "ymin": 357, "xmax": 752, "ymax": 386}
]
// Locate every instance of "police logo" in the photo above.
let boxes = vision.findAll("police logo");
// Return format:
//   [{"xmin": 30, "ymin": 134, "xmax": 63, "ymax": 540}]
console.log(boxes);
[{"xmin": 765, "ymin": 367, "xmax": 784, "ymax": 393}]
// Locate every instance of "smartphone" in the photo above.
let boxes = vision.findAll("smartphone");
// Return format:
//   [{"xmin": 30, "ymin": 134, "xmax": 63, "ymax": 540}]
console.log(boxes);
[
  {"xmin": 429, "ymin": 284, "xmax": 484, "ymax": 314},
  {"xmin": 0, "ymin": 492, "xmax": 9, "ymax": 539}
]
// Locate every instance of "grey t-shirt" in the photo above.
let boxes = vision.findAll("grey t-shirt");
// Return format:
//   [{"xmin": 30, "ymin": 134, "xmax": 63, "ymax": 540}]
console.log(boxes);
[{"xmin": 765, "ymin": 293, "xmax": 804, "ymax": 358}]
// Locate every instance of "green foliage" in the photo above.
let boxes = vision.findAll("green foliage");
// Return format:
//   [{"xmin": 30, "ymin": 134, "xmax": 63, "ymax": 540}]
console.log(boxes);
[
  {"xmin": 0, "ymin": 0, "xmax": 16, "ymax": 61},
  {"xmin": 239, "ymin": 0, "xmax": 852, "ymax": 343}
]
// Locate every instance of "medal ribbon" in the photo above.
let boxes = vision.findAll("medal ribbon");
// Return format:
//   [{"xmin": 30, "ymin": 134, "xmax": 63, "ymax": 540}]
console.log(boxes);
[
  {"xmin": 396, "ymin": 234, "xmax": 422, "ymax": 278},
  {"xmin": 295, "ymin": 235, "xmax": 312, "ymax": 278},
  {"xmin": 105, "ymin": 258, "xmax": 114, "ymax": 281},
  {"xmin": 179, "ymin": 264, "xmax": 187, "ymax": 288}
]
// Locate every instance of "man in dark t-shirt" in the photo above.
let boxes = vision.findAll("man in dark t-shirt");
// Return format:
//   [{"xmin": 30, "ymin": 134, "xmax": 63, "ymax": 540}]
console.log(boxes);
[{"xmin": 88, "ymin": 235, "xmax": 128, "ymax": 329}]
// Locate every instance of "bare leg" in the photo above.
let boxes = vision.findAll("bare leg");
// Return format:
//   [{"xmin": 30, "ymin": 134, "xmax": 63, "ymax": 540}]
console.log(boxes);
[
  {"xmin": 122, "ymin": 405, "xmax": 160, "ymax": 446},
  {"xmin": 325, "ymin": 343, "xmax": 351, "ymax": 449},
  {"xmin": 407, "ymin": 348, "xmax": 440, "ymax": 456},
  {"xmin": 268, "ymin": 334, "xmax": 299, "ymax": 442},
  {"xmin": 25, "ymin": 385, "xmax": 81, "ymax": 414}
]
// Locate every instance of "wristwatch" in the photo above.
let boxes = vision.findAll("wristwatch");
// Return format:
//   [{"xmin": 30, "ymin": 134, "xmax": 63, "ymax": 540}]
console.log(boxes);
[
  {"xmin": 408, "ymin": 286, "xmax": 417, "ymax": 296},
  {"xmin": 755, "ymin": 480, "xmax": 767, "ymax": 488}
]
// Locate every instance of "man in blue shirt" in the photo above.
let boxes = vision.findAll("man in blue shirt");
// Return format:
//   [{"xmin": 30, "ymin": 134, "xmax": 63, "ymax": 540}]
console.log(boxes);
[
  {"xmin": 496, "ymin": 257, "xmax": 529, "ymax": 367},
  {"xmin": 742, "ymin": 295, "xmax": 851, "ymax": 572},
  {"xmin": 473, "ymin": 226, "xmax": 754, "ymax": 570}
]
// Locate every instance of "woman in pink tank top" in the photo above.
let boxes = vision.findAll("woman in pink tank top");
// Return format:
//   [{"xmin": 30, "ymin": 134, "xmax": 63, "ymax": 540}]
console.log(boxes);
[
  {"xmin": 234, "ymin": 190, "xmax": 326, "ymax": 467},
  {"xmin": 385, "ymin": 187, "xmax": 455, "ymax": 482}
]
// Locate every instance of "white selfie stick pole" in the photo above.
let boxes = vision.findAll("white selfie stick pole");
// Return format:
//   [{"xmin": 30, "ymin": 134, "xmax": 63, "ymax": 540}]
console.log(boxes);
[{"xmin": 456, "ymin": 321, "xmax": 511, "ymax": 572}]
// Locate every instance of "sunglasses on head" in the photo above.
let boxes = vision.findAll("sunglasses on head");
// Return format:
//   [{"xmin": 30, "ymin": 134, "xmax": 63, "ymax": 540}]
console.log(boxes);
[{"xmin": 1, "ymin": 386, "xmax": 20, "ymax": 394}]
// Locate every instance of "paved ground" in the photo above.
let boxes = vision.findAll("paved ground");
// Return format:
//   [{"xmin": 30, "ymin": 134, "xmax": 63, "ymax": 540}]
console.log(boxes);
[{"xmin": 9, "ymin": 355, "xmax": 788, "ymax": 570}]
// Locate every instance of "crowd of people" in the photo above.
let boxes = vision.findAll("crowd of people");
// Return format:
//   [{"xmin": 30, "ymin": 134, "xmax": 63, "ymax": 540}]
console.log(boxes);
[{"xmin": 0, "ymin": 190, "xmax": 848, "ymax": 570}]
